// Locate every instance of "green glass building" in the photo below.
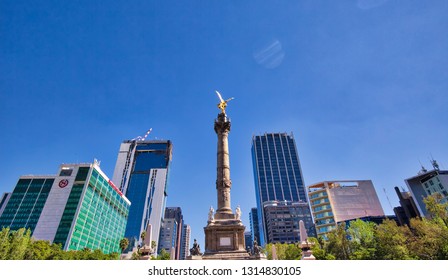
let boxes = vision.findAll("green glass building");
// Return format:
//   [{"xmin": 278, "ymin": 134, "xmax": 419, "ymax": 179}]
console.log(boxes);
[
  {"xmin": 0, "ymin": 176, "xmax": 55, "ymax": 231},
  {"xmin": 1, "ymin": 162, "xmax": 131, "ymax": 255}
]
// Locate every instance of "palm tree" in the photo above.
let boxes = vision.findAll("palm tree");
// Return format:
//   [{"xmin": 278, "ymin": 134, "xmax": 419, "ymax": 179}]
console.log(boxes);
[
  {"xmin": 119, "ymin": 238, "xmax": 129, "ymax": 259},
  {"xmin": 140, "ymin": 231, "xmax": 146, "ymax": 245},
  {"xmin": 151, "ymin": 241, "xmax": 157, "ymax": 254}
]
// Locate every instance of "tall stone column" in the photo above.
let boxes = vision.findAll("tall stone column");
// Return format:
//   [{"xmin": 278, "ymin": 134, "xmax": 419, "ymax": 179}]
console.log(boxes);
[
  {"xmin": 214, "ymin": 113, "xmax": 233, "ymax": 218},
  {"xmin": 201, "ymin": 94, "xmax": 250, "ymax": 260}
]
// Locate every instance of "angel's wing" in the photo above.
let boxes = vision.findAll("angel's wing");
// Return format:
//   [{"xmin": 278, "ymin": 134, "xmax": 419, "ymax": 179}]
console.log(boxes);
[{"xmin": 215, "ymin": 90, "xmax": 224, "ymax": 102}]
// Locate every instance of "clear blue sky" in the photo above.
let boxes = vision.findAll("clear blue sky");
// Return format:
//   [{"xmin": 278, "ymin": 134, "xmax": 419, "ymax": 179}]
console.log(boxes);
[{"xmin": 1, "ymin": 1, "xmax": 447, "ymax": 245}]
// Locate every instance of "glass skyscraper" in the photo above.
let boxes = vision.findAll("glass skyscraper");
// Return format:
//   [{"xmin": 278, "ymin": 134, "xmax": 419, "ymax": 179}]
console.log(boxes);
[
  {"xmin": 0, "ymin": 177, "xmax": 54, "ymax": 232},
  {"xmin": 158, "ymin": 207, "xmax": 184, "ymax": 259},
  {"xmin": 0, "ymin": 193, "xmax": 12, "ymax": 217},
  {"xmin": 180, "ymin": 224, "xmax": 191, "ymax": 260},
  {"xmin": 249, "ymin": 207, "xmax": 260, "ymax": 247},
  {"xmin": 33, "ymin": 163, "xmax": 130, "ymax": 254},
  {"xmin": 112, "ymin": 139, "xmax": 172, "ymax": 251},
  {"xmin": 251, "ymin": 132, "xmax": 314, "ymax": 245},
  {"xmin": 1, "ymin": 163, "xmax": 130, "ymax": 255}
]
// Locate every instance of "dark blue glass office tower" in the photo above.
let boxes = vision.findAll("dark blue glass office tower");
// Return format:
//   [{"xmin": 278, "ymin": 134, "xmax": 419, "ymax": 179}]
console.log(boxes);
[
  {"xmin": 113, "ymin": 140, "xmax": 172, "ymax": 251},
  {"xmin": 251, "ymin": 133, "xmax": 314, "ymax": 245},
  {"xmin": 249, "ymin": 207, "xmax": 260, "ymax": 246}
]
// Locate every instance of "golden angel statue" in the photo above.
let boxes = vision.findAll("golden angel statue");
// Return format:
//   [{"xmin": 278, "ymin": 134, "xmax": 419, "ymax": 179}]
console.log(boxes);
[{"xmin": 215, "ymin": 90, "xmax": 234, "ymax": 114}]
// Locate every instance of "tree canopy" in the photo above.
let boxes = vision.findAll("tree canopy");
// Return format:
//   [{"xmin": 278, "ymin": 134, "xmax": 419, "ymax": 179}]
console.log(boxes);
[{"xmin": 0, "ymin": 227, "xmax": 119, "ymax": 260}]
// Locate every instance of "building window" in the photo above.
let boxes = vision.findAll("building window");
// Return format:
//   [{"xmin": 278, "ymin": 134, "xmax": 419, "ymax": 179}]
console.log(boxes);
[
  {"xmin": 60, "ymin": 169, "xmax": 73, "ymax": 176},
  {"xmin": 429, "ymin": 180, "xmax": 434, "ymax": 186}
]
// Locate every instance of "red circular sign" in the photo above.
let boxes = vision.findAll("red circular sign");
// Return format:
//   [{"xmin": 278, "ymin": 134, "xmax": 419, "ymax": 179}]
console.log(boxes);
[{"xmin": 58, "ymin": 179, "xmax": 69, "ymax": 188}]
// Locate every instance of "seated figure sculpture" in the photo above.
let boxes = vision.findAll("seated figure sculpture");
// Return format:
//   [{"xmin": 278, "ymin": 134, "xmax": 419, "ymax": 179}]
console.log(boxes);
[{"xmin": 190, "ymin": 239, "xmax": 201, "ymax": 256}]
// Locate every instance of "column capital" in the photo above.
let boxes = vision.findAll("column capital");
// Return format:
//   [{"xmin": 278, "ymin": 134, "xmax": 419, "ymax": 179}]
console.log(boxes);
[{"xmin": 214, "ymin": 114, "xmax": 231, "ymax": 134}]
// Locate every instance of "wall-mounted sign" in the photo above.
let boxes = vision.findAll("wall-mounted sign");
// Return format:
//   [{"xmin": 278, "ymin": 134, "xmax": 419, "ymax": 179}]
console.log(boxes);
[{"xmin": 58, "ymin": 179, "xmax": 69, "ymax": 188}]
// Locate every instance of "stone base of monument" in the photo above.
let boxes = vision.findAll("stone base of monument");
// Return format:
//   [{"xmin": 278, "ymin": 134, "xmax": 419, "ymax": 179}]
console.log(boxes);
[
  {"xmin": 202, "ymin": 251, "xmax": 251, "ymax": 260},
  {"xmin": 186, "ymin": 255, "xmax": 203, "ymax": 260},
  {"xmin": 300, "ymin": 241, "xmax": 316, "ymax": 260},
  {"xmin": 203, "ymin": 217, "xmax": 251, "ymax": 260},
  {"xmin": 139, "ymin": 245, "xmax": 154, "ymax": 260},
  {"xmin": 250, "ymin": 253, "xmax": 267, "ymax": 260}
]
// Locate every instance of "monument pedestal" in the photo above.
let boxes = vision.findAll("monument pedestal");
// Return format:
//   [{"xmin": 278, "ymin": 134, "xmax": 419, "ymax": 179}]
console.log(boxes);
[
  {"xmin": 203, "ymin": 217, "xmax": 250, "ymax": 260},
  {"xmin": 186, "ymin": 255, "xmax": 203, "ymax": 260},
  {"xmin": 138, "ymin": 245, "xmax": 153, "ymax": 260}
]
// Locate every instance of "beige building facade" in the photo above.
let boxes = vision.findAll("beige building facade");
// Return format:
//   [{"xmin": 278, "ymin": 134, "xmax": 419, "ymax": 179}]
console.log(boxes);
[{"xmin": 308, "ymin": 180, "xmax": 384, "ymax": 237}]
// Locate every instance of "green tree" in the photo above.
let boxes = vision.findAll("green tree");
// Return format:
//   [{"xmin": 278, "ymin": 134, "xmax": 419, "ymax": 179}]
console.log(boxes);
[
  {"xmin": 407, "ymin": 217, "xmax": 447, "ymax": 259},
  {"xmin": 347, "ymin": 219, "xmax": 377, "ymax": 260},
  {"xmin": 46, "ymin": 243, "xmax": 65, "ymax": 260},
  {"xmin": 264, "ymin": 243, "xmax": 301, "ymax": 260},
  {"xmin": 91, "ymin": 249, "xmax": 107, "ymax": 260},
  {"xmin": 119, "ymin": 238, "xmax": 129, "ymax": 255},
  {"xmin": 265, "ymin": 243, "xmax": 283, "ymax": 260},
  {"xmin": 131, "ymin": 251, "xmax": 141, "ymax": 260},
  {"xmin": 284, "ymin": 243, "xmax": 301, "ymax": 260},
  {"xmin": 0, "ymin": 227, "xmax": 11, "ymax": 260},
  {"xmin": 151, "ymin": 240, "xmax": 157, "ymax": 253},
  {"xmin": 8, "ymin": 228, "xmax": 31, "ymax": 260},
  {"xmin": 423, "ymin": 193, "xmax": 448, "ymax": 227},
  {"xmin": 24, "ymin": 239, "xmax": 54, "ymax": 260},
  {"xmin": 325, "ymin": 223, "xmax": 351, "ymax": 260},
  {"xmin": 375, "ymin": 219, "xmax": 413, "ymax": 259},
  {"xmin": 152, "ymin": 248, "xmax": 170, "ymax": 260},
  {"xmin": 0, "ymin": 226, "xmax": 120, "ymax": 260},
  {"xmin": 308, "ymin": 237, "xmax": 335, "ymax": 260},
  {"xmin": 107, "ymin": 252, "xmax": 120, "ymax": 260}
]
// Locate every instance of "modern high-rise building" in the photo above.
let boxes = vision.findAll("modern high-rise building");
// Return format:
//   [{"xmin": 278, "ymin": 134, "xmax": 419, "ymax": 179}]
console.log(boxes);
[
  {"xmin": 158, "ymin": 219, "xmax": 178, "ymax": 255},
  {"xmin": 308, "ymin": 180, "xmax": 384, "ymax": 238},
  {"xmin": 0, "ymin": 162, "xmax": 130, "ymax": 254},
  {"xmin": 404, "ymin": 163, "xmax": 448, "ymax": 217},
  {"xmin": 244, "ymin": 231, "xmax": 253, "ymax": 252},
  {"xmin": 0, "ymin": 177, "xmax": 54, "ymax": 231},
  {"xmin": 251, "ymin": 132, "xmax": 314, "ymax": 245},
  {"xmin": 158, "ymin": 207, "xmax": 184, "ymax": 259},
  {"xmin": 112, "ymin": 139, "xmax": 172, "ymax": 251},
  {"xmin": 0, "ymin": 192, "xmax": 12, "ymax": 217},
  {"xmin": 249, "ymin": 207, "xmax": 260, "ymax": 246},
  {"xmin": 180, "ymin": 224, "xmax": 191, "ymax": 260},
  {"xmin": 264, "ymin": 201, "xmax": 314, "ymax": 243}
]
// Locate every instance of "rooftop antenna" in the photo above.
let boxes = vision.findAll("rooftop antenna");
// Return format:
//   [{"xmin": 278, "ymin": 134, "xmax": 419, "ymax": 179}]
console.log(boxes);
[
  {"xmin": 383, "ymin": 188, "xmax": 393, "ymax": 210},
  {"xmin": 430, "ymin": 155, "xmax": 440, "ymax": 171},
  {"xmin": 418, "ymin": 160, "xmax": 427, "ymax": 174}
]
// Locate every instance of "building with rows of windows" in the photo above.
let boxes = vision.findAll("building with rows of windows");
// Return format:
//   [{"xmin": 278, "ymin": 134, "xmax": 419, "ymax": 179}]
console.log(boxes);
[
  {"xmin": 0, "ymin": 176, "xmax": 54, "ymax": 232},
  {"xmin": 404, "ymin": 164, "xmax": 448, "ymax": 217},
  {"xmin": 0, "ymin": 162, "xmax": 130, "ymax": 254},
  {"xmin": 308, "ymin": 180, "xmax": 384, "ymax": 238},
  {"xmin": 251, "ymin": 132, "xmax": 314, "ymax": 245},
  {"xmin": 112, "ymin": 139, "xmax": 172, "ymax": 253}
]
